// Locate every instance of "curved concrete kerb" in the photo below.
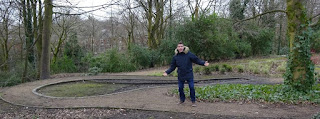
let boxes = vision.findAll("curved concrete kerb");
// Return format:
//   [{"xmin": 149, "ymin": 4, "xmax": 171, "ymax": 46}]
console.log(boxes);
[
  {"xmin": 31, "ymin": 77, "xmax": 247, "ymax": 99},
  {"xmin": 32, "ymin": 79, "xmax": 91, "ymax": 99},
  {"xmin": 32, "ymin": 79, "xmax": 177, "ymax": 99}
]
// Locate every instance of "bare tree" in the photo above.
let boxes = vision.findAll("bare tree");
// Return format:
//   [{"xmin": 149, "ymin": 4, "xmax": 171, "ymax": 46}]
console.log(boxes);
[
  {"xmin": 0, "ymin": 0, "xmax": 16, "ymax": 71},
  {"xmin": 40, "ymin": 0, "xmax": 53, "ymax": 79},
  {"xmin": 136, "ymin": 0, "xmax": 169, "ymax": 49},
  {"xmin": 51, "ymin": 12, "xmax": 79, "ymax": 64}
]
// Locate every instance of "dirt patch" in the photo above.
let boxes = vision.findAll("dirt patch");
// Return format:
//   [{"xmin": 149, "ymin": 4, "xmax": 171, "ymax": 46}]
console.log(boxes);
[
  {"xmin": 0, "ymin": 99, "xmax": 277, "ymax": 119},
  {"xmin": 1, "ymin": 98, "xmax": 318, "ymax": 119},
  {"xmin": 0, "ymin": 99, "xmax": 124, "ymax": 118}
]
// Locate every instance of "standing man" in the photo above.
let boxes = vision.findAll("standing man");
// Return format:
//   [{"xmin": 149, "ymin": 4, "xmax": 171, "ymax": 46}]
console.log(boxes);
[{"xmin": 163, "ymin": 41, "xmax": 209, "ymax": 107}]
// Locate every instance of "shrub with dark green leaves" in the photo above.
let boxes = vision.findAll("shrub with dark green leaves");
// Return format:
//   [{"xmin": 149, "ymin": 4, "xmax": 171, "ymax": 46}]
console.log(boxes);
[
  {"xmin": 193, "ymin": 66, "xmax": 202, "ymax": 73},
  {"xmin": 51, "ymin": 55, "xmax": 77, "ymax": 74},
  {"xmin": 84, "ymin": 48, "xmax": 137, "ymax": 73},
  {"xmin": 236, "ymin": 65, "xmax": 244, "ymax": 73},
  {"xmin": 311, "ymin": 30, "xmax": 320, "ymax": 53},
  {"xmin": 158, "ymin": 38, "xmax": 179, "ymax": 65},
  {"xmin": 208, "ymin": 65, "xmax": 216, "ymax": 72},
  {"xmin": 242, "ymin": 23, "xmax": 274, "ymax": 56},
  {"xmin": 235, "ymin": 41, "xmax": 252, "ymax": 58},
  {"xmin": 88, "ymin": 67, "xmax": 102, "ymax": 75},
  {"xmin": 214, "ymin": 65, "xmax": 220, "ymax": 71},
  {"xmin": 174, "ymin": 14, "xmax": 238, "ymax": 61},
  {"xmin": 204, "ymin": 66, "xmax": 211, "ymax": 75},
  {"xmin": 222, "ymin": 64, "xmax": 232, "ymax": 72},
  {"xmin": 0, "ymin": 62, "xmax": 36, "ymax": 87},
  {"xmin": 129, "ymin": 44, "xmax": 163, "ymax": 68},
  {"xmin": 0, "ymin": 71, "xmax": 21, "ymax": 87},
  {"xmin": 220, "ymin": 68, "xmax": 226, "ymax": 74}
]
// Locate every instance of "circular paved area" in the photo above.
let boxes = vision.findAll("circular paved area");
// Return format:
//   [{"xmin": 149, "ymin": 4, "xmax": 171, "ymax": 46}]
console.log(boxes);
[{"xmin": 1, "ymin": 75, "xmax": 319, "ymax": 119}]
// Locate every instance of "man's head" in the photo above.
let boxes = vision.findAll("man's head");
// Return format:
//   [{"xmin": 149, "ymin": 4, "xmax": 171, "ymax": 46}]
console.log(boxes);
[{"xmin": 177, "ymin": 41, "xmax": 184, "ymax": 53}]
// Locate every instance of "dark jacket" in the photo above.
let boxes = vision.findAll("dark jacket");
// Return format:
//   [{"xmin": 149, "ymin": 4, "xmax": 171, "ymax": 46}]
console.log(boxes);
[{"xmin": 165, "ymin": 46, "xmax": 205, "ymax": 80}]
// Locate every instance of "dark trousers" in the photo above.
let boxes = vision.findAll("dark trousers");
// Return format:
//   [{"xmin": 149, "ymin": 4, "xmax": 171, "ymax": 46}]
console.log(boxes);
[{"xmin": 178, "ymin": 78, "xmax": 195, "ymax": 102}]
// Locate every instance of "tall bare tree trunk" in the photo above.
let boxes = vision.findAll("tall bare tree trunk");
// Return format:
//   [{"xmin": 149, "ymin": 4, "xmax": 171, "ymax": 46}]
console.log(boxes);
[
  {"xmin": 40, "ymin": 0, "xmax": 53, "ymax": 79},
  {"xmin": 21, "ymin": 0, "xmax": 34, "ymax": 82},
  {"xmin": 0, "ymin": 10, "xmax": 9, "ymax": 71},
  {"xmin": 36, "ymin": 0, "xmax": 43, "ymax": 79}
]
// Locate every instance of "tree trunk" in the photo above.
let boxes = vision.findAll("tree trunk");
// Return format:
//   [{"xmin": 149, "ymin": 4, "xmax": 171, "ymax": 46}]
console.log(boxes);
[
  {"xmin": 285, "ymin": 0, "xmax": 315, "ymax": 91},
  {"xmin": 147, "ymin": 0, "xmax": 154, "ymax": 49},
  {"xmin": 26, "ymin": 0, "xmax": 35, "ymax": 64},
  {"xmin": 40, "ymin": 0, "xmax": 53, "ymax": 79},
  {"xmin": 1, "ymin": 12, "xmax": 9, "ymax": 71},
  {"xmin": 21, "ymin": 0, "xmax": 34, "ymax": 82},
  {"xmin": 36, "ymin": 0, "xmax": 43, "ymax": 79}
]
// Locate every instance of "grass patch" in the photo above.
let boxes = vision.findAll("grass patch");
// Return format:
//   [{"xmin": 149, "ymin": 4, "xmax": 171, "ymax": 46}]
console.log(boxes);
[
  {"xmin": 172, "ymin": 84, "xmax": 320, "ymax": 104},
  {"xmin": 38, "ymin": 81, "xmax": 129, "ymax": 97},
  {"xmin": 149, "ymin": 69, "xmax": 178, "ymax": 77},
  {"xmin": 148, "ymin": 72, "xmax": 164, "ymax": 77}
]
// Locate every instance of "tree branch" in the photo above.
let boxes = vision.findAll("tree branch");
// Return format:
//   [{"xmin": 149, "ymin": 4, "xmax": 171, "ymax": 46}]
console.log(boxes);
[
  {"xmin": 234, "ymin": 9, "xmax": 287, "ymax": 24},
  {"xmin": 311, "ymin": 12, "xmax": 320, "ymax": 20}
]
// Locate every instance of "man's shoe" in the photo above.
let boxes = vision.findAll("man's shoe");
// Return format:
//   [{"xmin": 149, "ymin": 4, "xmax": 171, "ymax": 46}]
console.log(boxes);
[
  {"xmin": 177, "ymin": 101, "xmax": 184, "ymax": 105},
  {"xmin": 192, "ymin": 102, "xmax": 196, "ymax": 107}
]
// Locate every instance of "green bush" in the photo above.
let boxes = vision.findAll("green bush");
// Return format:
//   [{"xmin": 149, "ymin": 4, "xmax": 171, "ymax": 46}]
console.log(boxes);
[
  {"xmin": 174, "ymin": 14, "xmax": 238, "ymax": 60},
  {"xmin": 129, "ymin": 44, "xmax": 161, "ymax": 68},
  {"xmin": 220, "ymin": 68, "xmax": 226, "ymax": 74},
  {"xmin": 84, "ymin": 48, "xmax": 137, "ymax": 73},
  {"xmin": 158, "ymin": 38, "xmax": 179, "ymax": 65},
  {"xmin": 279, "ymin": 46, "xmax": 289, "ymax": 55},
  {"xmin": 222, "ymin": 64, "xmax": 232, "ymax": 72},
  {"xmin": 51, "ymin": 55, "xmax": 77, "ymax": 74},
  {"xmin": 311, "ymin": 30, "xmax": 320, "ymax": 53},
  {"xmin": 0, "ymin": 61, "xmax": 37, "ymax": 87},
  {"xmin": 193, "ymin": 66, "xmax": 202, "ymax": 73},
  {"xmin": 208, "ymin": 65, "xmax": 216, "ymax": 72},
  {"xmin": 204, "ymin": 66, "xmax": 211, "ymax": 75},
  {"xmin": 63, "ymin": 32, "xmax": 85, "ymax": 72},
  {"xmin": 214, "ymin": 65, "xmax": 220, "ymax": 71},
  {"xmin": 235, "ymin": 41, "xmax": 252, "ymax": 58},
  {"xmin": 241, "ymin": 22, "xmax": 274, "ymax": 56},
  {"xmin": 105, "ymin": 48, "xmax": 137, "ymax": 72},
  {"xmin": 0, "ymin": 71, "xmax": 21, "ymax": 87},
  {"xmin": 88, "ymin": 67, "xmax": 102, "ymax": 75},
  {"xmin": 236, "ymin": 65, "xmax": 244, "ymax": 73},
  {"xmin": 222, "ymin": 64, "xmax": 228, "ymax": 69}
]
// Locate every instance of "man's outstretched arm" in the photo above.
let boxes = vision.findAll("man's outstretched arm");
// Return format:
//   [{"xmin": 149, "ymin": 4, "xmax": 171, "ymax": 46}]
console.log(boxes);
[
  {"xmin": 190, "ymin": 53, "xmax": 209, "ymax": 66},
  {"xmin": 163, "ymin": 57, "xmax": 177, "ymax": 76}
]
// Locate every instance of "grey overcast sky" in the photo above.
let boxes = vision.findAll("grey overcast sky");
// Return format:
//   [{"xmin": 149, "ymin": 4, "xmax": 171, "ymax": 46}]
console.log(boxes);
[{"xmin": 53, "ymin": 0, "xmax": 230, "ymax": 20}]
